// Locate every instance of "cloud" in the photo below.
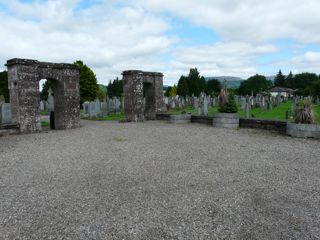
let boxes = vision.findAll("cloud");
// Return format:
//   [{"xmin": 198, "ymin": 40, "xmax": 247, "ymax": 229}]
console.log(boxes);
[
  {"xmin": 137, "ymin": 0, "xmax": 320, "ymax": 44},
  {"xmin": 0, "ymin": 0, "xmax": 319, "ymax": 86},
  {"xmin": 163, "ymin": 42, "xmax": 278, "ymax": 83},
  {"xmin": 273, "ymin": 51, "xmax": 320, "ymax": 74},
  {"xmin": 0, "ymin": 0, "xmax": 174, "ymax": 84}
]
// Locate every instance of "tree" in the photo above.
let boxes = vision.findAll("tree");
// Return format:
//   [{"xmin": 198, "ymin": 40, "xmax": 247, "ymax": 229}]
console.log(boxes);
[
  {"xmin": 74, "ymin": 60, "xmax": 99, "ymax": 104},
  {"xmin": 187, "ymin": 68, "xmax": 202, "ymax": 96},
  {"xmin": 0, "ymin": 71, "xmax": 9, "ymax": 102},
  {"xmin": 40, "ymin": 80, "xmax": 53, "ymax": 101},
  {"xmin": 285, "ymin": 71, "xmax": 293, "ymax": 88},
  {"xmin": 238, "ymin": 74, "xmax": 272, "ymax": 96},
  {"xmin": 177, "ymin": 76, "xmax": 189, "ymax": 98},
  {"xmin": 309, "ymin": 80, "xmax": 320, "ymax": 97},
  {"xmin": 207, "ymin": 78, "xmax": 221, "ymax": 96},
  {"xmin": 291, "ymin": 73, "xmax": 318, "ymax": 95},
  {"xmin": 96, "ymin": 87, "xmax": 106, "ymax": 101},
  {"xmin": 164, "ymin": 86, "xmax": 172, "ymax": 97},
  {"xmin": 107, "ymin": 77, "xmax": 123, "ymax": 98},
  {"xmin": 169, "ymin": 85, "xmax": 177, "ymax": 96},
  {"xmin": 274, "ymin": 70, "xmax": 286, "ymax": 87}
]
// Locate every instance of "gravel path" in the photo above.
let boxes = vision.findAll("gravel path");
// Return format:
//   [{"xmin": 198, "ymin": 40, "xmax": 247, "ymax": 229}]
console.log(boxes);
[{"xmin": 1, "ymin": 120, "xmax": 320, "ymax": 240}]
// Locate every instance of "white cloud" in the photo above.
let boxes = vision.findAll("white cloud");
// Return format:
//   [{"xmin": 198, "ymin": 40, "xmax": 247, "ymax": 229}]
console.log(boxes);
[
  {"xmin": 0, "ymin": 0, "xmax": 174, "ymax": 84},
  {"xmin": 274, "ymin": 51, "xmax": 320, "ymax": 74},
  {"xmin": 1, "ymin": 0, "xmax": 320, "ymax": 86},
  {"xmin": 163, "ymin": 42, "xmax": 278, "ymax": 84},
  {"xmin": 137, "ymin": 0, "xmax": 320, "ymax": 44}
]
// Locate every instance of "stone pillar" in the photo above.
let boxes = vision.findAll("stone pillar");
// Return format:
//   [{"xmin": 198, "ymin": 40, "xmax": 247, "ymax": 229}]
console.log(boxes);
[
  {"xmin": 6, "ymin": 59, "xmax": 42, "ymax": 133},
  {"xmin": 123, "ymin": 70, "xmax": 144, "ymax": 122}
]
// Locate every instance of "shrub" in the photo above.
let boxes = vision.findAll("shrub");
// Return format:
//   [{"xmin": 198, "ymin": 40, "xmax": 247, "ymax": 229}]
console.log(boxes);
[
  {"xmin": 218, "ymin": 91, "xmax": 238, "ymax": 113},
  {"xmin": 294, "ymin": 101, "xmax": 314, "ymax": 124}
]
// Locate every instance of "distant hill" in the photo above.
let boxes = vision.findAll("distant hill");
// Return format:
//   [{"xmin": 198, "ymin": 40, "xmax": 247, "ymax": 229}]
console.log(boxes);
[
  {"xmin": 99, "ymin": 84, "xmax": 107, "ymax": 93},
  {"xmin": 205, "ymin": 76, "xmax": 243, "ymax": 89}
]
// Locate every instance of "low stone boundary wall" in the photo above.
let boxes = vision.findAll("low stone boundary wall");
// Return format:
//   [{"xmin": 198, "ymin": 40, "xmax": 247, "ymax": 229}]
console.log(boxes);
[
  {"xmin": 0, "ymin": 123, "xmax": 20, "ymax": 136},
  {"xmin": 157, "ymin": 113, "xmax": 287, "ymax": 134},
  {"xmin": 156, "ymin": 113, "xmax": 171, "ymax": 121},
  {"xmin": 287, "ymin": 123, "xmax": 320, "ymax": 139},
  {"xmin": 239, "ymin": 118, "xmax": 287, "ymax": 134},
  {"xmin": 169, "ymin": 114, "xmax": 191, "ymax": 124},
  {"xmin": 191, "ymin": 115, "xmax": 212, "ymax": 125}
]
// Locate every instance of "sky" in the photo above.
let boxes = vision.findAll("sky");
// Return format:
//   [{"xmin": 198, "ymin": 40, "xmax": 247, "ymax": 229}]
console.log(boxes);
[{"xmin": 1, "ymin": 0, "xmax": 320, "ymax": 86}]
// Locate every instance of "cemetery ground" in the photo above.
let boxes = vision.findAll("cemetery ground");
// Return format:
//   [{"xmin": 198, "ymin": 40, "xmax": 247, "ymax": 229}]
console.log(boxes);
[{"xmin": 1, "ymin": 120, "xmax": 320, "ymax": 239}]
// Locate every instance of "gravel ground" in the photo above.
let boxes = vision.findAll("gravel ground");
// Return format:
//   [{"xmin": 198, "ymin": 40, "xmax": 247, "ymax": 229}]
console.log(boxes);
[{"xmin": 1, "ymin": 120, "xmax": 320, "ymax": 240}]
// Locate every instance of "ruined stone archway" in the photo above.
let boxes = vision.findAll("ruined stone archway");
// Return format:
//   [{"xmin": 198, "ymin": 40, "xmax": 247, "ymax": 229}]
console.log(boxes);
[
  {"xmin": 6, "ymin": 58, "xmax": 80, "ymax": 133},
  {"xmin": 122, "ymin": 70, "xmax": 164, "ymax": 122}
]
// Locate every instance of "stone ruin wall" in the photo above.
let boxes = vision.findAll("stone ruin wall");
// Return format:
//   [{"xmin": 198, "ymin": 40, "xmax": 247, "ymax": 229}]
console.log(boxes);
[
  {"xmin": 6, "ymin": 58, "xmax": 80, "ymax": 133},
  {"xmin": 122, "ymin": 70, "xmax": 164, "ymax": 122}
]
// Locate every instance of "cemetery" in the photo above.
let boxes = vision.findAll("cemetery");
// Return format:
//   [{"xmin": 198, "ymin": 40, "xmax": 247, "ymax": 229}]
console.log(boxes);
[{"xmin": 1, "ymin": 58, "xmax": 320, "ymax": 239}]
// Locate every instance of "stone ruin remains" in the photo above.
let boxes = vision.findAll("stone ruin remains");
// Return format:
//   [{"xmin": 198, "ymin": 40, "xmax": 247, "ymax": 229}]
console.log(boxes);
[
  {"xmin": 6, "ymin": 58, "xmax": 80, "ymax": 133},
  {"xmin": 122, "ymin": 70, "xmax": 164, "ymax": 122}
]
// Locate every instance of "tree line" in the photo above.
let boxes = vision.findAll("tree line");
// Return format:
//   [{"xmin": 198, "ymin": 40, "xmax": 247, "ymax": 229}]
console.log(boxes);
[
  {"xmin": 1, "ymin": 64, "xmax": 320, "ymax": 104},
  {"xmin": 165, "ymin": 68, "xmax": 221, "ymax": 97}
]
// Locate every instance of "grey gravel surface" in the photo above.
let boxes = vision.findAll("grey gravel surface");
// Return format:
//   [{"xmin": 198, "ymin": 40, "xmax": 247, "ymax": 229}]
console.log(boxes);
[{"xmin": 1, "ymin": 120, "xmax": 320, "ymax": 240}]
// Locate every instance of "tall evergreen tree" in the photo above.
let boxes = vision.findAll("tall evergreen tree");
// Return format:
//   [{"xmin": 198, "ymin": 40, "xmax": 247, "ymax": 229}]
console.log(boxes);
[
  {"xmin": 0, "ymin": 71, "xmax": 9, "ymax": 102},
  {"xmin": 187, "ymin": 68, "xmax": 203, "ymax": 97},
  {"xmin": 74, "ymin": 60, "xmax": 99, "ymax": 104},
  {"xmin": 274, "ymin": 70, "xmax": 286, "ymax": 87},
  {"xmin": 207, "ymin": 79, "xmax": 221, "ymax": 96},
  {"xmin": 107, "ymin": 77, "xmax": 123, "ymax": 98},
  {"xmin": 177, "ymin": 76, "xmax": 189, "ymax": 98},
  {"xmin": 285, "ymin": 71, "xmax": 293, "ymax": 88}
]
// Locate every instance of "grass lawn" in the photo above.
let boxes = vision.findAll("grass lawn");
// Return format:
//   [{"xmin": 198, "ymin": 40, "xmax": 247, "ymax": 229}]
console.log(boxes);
[
  {"xmin": 82, "ymin": 112, "xmax": 125, "ymax": 121},
  {"xmin": 41, "ymin": 121, "xmax": 49, "ymax": 127},
  {"xmin": 166, "ymin": 101, "xmax": 320, "ymax": 123}
]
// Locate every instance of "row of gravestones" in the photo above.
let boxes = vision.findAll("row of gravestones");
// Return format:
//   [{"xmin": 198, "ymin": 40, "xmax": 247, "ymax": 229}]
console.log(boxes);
[
  {"xmin": 164, "ymin": 94, "xmax": 218, "ymax": 116},
  {"xmin": 82, "ymin": 97, "xmax": 122, "ymax": 118}
]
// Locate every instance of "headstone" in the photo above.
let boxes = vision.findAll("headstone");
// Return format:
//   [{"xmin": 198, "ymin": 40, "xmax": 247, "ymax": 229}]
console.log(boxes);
[
  {"xmin": 202, "ymin": 96, "xmax": 209, "ymax": 116},
  {"xmin": 40, "ymin": 101, "xmax": 45, "ymax": 111},
  {"xmin": 245, "ymin": 103, "xmax": 250, "ymax": 118},
  {"xmin": 47, "ymin": 88, "xmax": 54, "ymax": 112},
  {"xmin": 83, "ymin": 101, "xmax": 90, "ymax": 115},
  {"xmin": 101, "ymin": 100, "xmax": 108, "ymax": 116},
  {"xmin": 193, "ymin": 97, "xmax": 199, "ymax": 109},
  {"xmin": 1, "ymin": 103, "xmax": 12, "ymax": 124}
]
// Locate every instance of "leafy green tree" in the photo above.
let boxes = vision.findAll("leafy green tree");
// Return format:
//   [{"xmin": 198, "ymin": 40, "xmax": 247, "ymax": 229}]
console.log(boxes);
[
  {"xmin": 96, "ymin": 87, "xmax": 106, "ymax": 101},
  {"xmin": 164, "ymin": 86, "xmax": 172, "ymax": 97},
  {"xmin": 310, "ymin": 80, "xmax": 320, "ymax": 97},
  {"xmin": 40, "ymin": 80, "xmax": 53, "ymax": 101},
  {"xmin": 0, "ymin": 71, "xmax": 9, "ymax": 102},
  {"xmin": 291, "ymin": 73, "xmax": 318, "ymax": 95},
  {"xmin": 169, "ymin": 85, "xmax": 177, "ymax": 96},
  {"xmin": 207, "ymin": 78, "xmax": 221, "ymax": 96},
  {"xmin": 107, "ymin": 77, "xmax": 123, "ymax": 98},
  {"xmin": 177, "ymin": 76, "xmax": 189, "ymax": 98},
  {"xmin": 74, "ymin": 60, "xmax": 99, "ymax": 104},
  {"xmin": 274, "ymin": 70, "xmax": 285, "ymax": 87},
  {"xmin": 238, "ymin": 74, "xmax": 272, "ymax": 96}
]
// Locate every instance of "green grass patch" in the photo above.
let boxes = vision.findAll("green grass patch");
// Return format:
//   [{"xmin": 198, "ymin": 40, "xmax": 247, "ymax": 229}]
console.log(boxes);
[
  {"xmin": 41, "ymin": 121, "xmax": 49, "ymax": 127},
  {"xmin": 165, "ymin": 102, "xmax": 320, "ymax": 123},
  {"xmin": 82, "ymin": 112, "xmax": 125, "ymax": 121},
  {"xmin": 313, "ymin": 104, "xmax": 320, "ymax": 123}
]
